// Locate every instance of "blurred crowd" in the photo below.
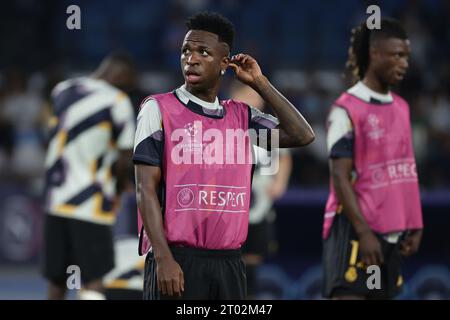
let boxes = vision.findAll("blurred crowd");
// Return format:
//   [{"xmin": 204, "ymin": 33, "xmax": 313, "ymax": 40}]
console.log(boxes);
[{"xmin": 1, "ymin": 0, "xmax": 449, "ymax": 194}]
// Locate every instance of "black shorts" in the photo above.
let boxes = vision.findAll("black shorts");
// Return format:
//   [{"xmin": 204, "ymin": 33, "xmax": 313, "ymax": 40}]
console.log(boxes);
[
  {"xmin": 42, "ymin": 214, "xmax": 115, "ymax": 284},
  {"xmin": 322, "ymin": 213, "xmax": 403, "ymax": 299},
  {"xmin": 143, "ymin": 246, "xmax": 246, "ymax": 300}
]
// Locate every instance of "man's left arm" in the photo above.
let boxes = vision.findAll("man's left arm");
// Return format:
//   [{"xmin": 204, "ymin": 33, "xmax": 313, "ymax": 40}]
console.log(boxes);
[{"xmin": 229, "ymin": 53, "xmax": 315, "ymax": 147}]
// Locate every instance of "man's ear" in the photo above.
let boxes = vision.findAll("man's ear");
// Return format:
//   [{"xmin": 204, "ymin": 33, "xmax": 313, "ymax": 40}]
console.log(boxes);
[
  {"xmin": 220, "ymin": 55, "xmax": 230, "ymax": 75},
  {"xmin": 221, "ymin": 55, "xmax": 230, "ymax": 69}
]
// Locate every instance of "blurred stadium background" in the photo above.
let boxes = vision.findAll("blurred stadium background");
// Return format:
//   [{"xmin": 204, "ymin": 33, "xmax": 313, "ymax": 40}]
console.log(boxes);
[{"xmin": 0, "ymin": 0, "xmax": 449, "ymax": 299}]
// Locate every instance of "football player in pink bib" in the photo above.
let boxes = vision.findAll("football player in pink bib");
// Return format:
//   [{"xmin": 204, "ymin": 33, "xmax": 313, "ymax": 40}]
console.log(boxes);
[
  {"xmin": 322, "ymin": 18, "xmax": 424, "ymax": 300},
  {"xmin": 133, "ymin": 11, "xmax": 314, "ymax": 300}
]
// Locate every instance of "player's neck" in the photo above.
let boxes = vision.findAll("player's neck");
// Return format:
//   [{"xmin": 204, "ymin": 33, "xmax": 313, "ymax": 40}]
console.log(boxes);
[
  {"xmin": 362, "ymin": 75, "xmax": 389, "ymax": 95},
  {"xmin": 185, "ymin": 83, "xmax": 220, "ymax": 103}
]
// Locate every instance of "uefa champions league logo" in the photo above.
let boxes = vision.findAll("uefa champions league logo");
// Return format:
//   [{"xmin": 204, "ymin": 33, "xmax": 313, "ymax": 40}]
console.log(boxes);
[
  {"xmin": 367, "ymin": 114, "xmax": 384, "ymax": 140},
  {"xmin": 184, "ymin": 122, "xmax": 199, "ymax": 137},
  {"xmin": 177, "ymin": 188, "xmax": 195, "ymax": 207},
  {"xmin": 368, "ymin": 114, "xmax": 380, "ymax": 128}
]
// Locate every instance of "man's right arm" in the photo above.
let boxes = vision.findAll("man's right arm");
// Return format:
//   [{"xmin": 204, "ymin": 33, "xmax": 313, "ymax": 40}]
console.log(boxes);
[
  {"xmin": 135, "ymin": 165, "xmax": 184, "ymax": 296},
  {"xmin": 133, "ymin": 99, "xmax": 183, "ymax": 297},
  {"xmin": 330, "ymin": 158, "xmax": 383, "ymax": 266},
  {"xmin": 327, "ymin": 106, "xmax": 383, "ymax": 266}
]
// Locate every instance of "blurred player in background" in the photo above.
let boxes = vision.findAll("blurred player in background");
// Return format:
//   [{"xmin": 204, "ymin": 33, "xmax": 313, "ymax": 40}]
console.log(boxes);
[
  {"xmin": 231, "ymin": 82, "xmax": 292, "ymax": 298},
  {"xmin": 134, "ymin": 12, "xmax": 314, "ymax": 300},
  {"xmin": 42, "ymin": 52, "xmax": 136, "ymax": 300},
  {"xmin": 102, "ymin": 236, "xmax": 145, "ymax": 300},
  {"xmin": 322, "ymin": 18, "xmax": 424, "ymax": 300}
]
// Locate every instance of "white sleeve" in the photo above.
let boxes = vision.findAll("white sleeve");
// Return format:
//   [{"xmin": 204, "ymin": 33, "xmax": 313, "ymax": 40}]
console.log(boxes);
[
  {"xmin": 326, "ymin": 106, "xmax": 353, "ymax": 153},
  {"xmin": 132, "ymin": 99, "xmax": 164, "ymax": 166},
  {"xmin": 248, "ymin": 105, "xmax": 280, "ymax": 130},
  {"xmin": 111, "ymin": 92, "xmax": 136, "ymax": 150},
  {"xmin": 133, "ymin": 99, "xmax": 162, "ymax": 150}
]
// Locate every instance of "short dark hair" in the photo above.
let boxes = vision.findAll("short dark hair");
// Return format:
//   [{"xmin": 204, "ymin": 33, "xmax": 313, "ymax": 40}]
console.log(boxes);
[
  {"xmin": 346, "ymin": 18, "xmax": 408, "ymax": 82},
  {"xmin": 186, "ymin": 11, "xmax": 235, "ymax": 50}
]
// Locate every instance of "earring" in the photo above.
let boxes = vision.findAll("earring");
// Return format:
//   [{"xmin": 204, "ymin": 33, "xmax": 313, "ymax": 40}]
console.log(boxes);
[{"xmin": 221, "ymin": 70, "xmax": 225, "ymax": 75}]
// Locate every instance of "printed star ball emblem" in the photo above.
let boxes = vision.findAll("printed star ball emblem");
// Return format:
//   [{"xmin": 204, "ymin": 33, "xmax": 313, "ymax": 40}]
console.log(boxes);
[
  {"xmin": 368, "ymin": 114, "xmax": 380, "ymax": 128},
  {"xmin": 184, "ymin": 122, "xmax": 198, "ymax": 137}
]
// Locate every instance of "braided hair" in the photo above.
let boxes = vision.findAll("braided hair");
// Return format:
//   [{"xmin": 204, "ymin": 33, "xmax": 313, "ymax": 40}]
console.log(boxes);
[{"xmin": 346, "ymin": 18, "xmax": 408, "ymax": 84}]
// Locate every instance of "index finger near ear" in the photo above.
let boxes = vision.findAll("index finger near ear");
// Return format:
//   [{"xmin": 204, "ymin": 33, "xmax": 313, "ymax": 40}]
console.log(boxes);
[
  {"xmin": 228, "ymin": 63, "xmax": 239, "ymax": 73},
  {"xmin": 230, "ymin": 54, "xmax": 238, "ymax": 61},
  {"xmin": 234, "ymin": 53, "xmax": 245, "ymax": 61}
]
